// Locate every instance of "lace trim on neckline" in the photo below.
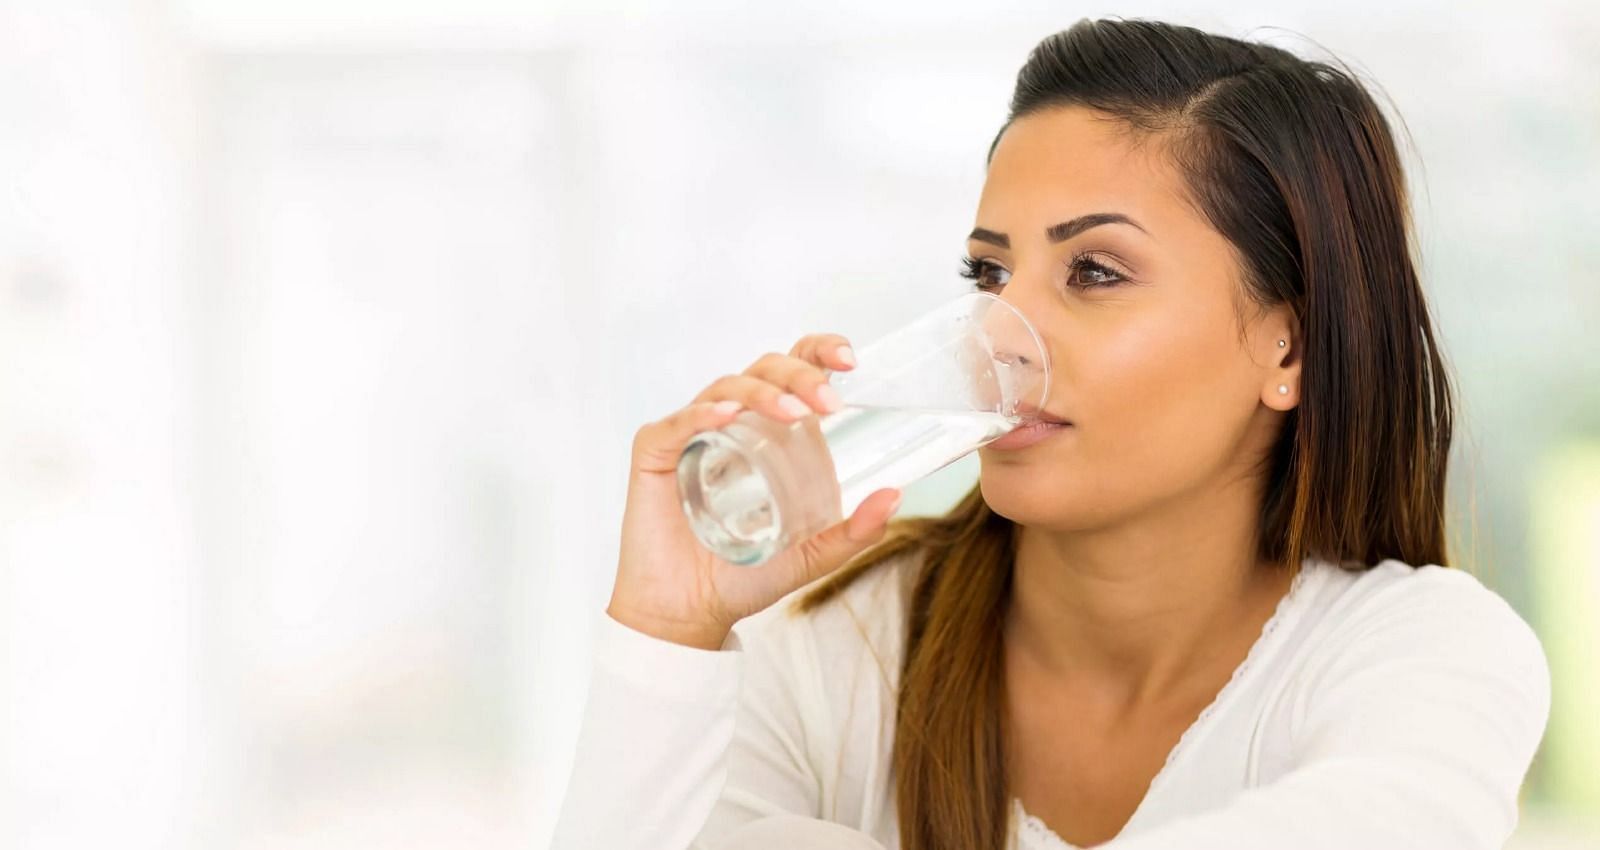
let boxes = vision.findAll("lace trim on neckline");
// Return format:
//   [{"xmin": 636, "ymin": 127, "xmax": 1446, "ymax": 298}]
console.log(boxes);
[
  {"xmin": 1009, "ymin": 559, "xmax": 1319, "ymax": 849},
  {"xmin": 1013, "ymin": 796, "xmax": 1084, "ymax": 850}
]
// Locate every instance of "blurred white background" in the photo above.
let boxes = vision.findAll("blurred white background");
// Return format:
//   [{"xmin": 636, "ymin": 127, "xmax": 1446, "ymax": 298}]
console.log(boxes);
[{"xmin": 2, "ymin": 1, "xmax": 1596, "ymax": 848}]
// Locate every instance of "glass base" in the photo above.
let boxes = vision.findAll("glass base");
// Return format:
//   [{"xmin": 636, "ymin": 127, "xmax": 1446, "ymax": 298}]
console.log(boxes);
[{"xmin": 676, "ymin": 428, "xmax": 785, "ymax": 566}]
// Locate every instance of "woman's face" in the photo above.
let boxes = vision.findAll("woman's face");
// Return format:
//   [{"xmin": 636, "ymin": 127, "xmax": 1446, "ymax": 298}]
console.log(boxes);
[{"xmin": 973, "ymin": 105, "xmax": 1297, "ymax": 532}]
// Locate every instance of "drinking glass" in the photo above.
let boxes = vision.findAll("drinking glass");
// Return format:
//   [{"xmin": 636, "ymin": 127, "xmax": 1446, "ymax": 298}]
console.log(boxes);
[{"xmin": 676, "ymin": 291, "xmax": 1050, "ymax": 566}]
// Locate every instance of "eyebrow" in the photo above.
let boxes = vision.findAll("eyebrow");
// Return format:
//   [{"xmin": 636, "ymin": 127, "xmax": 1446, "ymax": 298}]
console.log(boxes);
[{"xmin": 968, "ymin": 212, "xmax": 1149, "ymax": 249}]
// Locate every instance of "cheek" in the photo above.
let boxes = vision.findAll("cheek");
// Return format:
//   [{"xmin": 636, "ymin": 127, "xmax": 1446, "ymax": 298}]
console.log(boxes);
[
  {"xmin": 1086, "ymin": 306, "xmax": 1231, "ymax": 408},
  {"xmin": 1066, "ymin": 297, "xmax": 1257, "ymax": 483}
]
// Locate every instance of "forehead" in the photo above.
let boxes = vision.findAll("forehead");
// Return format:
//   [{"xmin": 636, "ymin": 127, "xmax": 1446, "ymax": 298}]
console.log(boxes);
[{"xmin": 979, "ymin": 105, "xmax": 1193, "ymax": 237}]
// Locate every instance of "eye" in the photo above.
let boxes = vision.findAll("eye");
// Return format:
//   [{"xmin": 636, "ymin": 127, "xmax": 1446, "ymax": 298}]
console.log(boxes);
[
  {"xmin": 1064, "ymin": 251, "xmax": 1128, "ymax": 289},
  {"xmin": 958, "ymin": 255, "xmax": 1010, "ymax": 292},
  {"xmin": 960, "ymin": 252, "xmax": 1131, "ymax": 293}
]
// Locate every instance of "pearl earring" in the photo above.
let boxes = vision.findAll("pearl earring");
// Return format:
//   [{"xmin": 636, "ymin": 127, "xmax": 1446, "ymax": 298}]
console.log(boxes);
[{"xmin": 1276, "ymin": 341, "xmax": 1289, "ymax": 396}]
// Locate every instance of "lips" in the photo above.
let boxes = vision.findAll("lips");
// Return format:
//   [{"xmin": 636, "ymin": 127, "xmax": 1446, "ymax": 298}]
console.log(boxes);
[
  {"xmin": 987, "ymin": 417, "xmax": 1070, "ymax": 450},
  {"xmin": 1012, "ymin": 400, "xmax": 1071, "ymax": 425}
]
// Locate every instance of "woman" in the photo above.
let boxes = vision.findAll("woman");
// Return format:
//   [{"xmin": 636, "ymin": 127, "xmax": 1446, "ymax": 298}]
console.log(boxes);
[{"xmin": 552, "ymin": 18, "xmax": 1550, "ymax": 850}]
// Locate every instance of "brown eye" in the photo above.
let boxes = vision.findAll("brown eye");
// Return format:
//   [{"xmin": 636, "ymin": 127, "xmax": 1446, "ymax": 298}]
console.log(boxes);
[
  {"xmin": 1065, "ymin": 252, "xmax": 1127, "ymax": 289},
  {"xmin": 959, "ymin": 255, "xmax": 1010, "ymax": 292}
]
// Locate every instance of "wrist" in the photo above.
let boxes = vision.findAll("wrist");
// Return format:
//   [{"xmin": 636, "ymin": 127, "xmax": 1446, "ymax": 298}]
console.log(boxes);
[{"xmin": 605, "ymin": 601, "xmax": 732, "ymax": 651}]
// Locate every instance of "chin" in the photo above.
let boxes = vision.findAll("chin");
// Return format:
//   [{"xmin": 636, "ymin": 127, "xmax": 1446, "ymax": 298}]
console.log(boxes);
[
  {"xmin": 977, "ymin": 457, "xmax": 1143, "ymax": 532},
  {"xmin": 977, "ymin": 466, "xmax": 1076, "ymax": 528}
]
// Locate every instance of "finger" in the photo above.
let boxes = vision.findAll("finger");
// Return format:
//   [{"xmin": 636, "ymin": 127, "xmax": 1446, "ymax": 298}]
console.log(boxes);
[
  {"xmin": 787, "ymin": 488, "xmax": 903, "ymax": 586},
  {"xmin": 845, "ymin": 487, "xmax": 904, "ymax": 539},
  {"xmin": 788, "ymin": 334, "xmax": 856, "ymax": 371},
  {"xmin": 631, "ymin": 399, "xmax": 746, "ymax": 474},
  {"xmin": 692, "ymin": 373, "xmax": 819, "ymax": 422},
  {"xmin": 743, "ymin": 352, "xmax": 842, "ymax": 415}
]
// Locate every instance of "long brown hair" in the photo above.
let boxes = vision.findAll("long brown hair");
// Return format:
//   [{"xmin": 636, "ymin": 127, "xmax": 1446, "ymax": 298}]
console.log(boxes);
[{"xmin": 795, "ymin": 18, "xmax": 1455, "ymax": 850}]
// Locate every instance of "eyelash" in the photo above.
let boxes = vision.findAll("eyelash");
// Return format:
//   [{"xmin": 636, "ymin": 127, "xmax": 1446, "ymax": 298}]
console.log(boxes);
[{"xmin": 958, "ymin": 252, "xmax": 1128, "ymax": 292}]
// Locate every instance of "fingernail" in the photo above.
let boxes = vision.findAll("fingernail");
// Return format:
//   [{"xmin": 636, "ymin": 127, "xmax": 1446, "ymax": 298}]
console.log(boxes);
[
  {"xmin": 837, "ymin": 345, "xmax": 856, "ymax": 367},
  {"xmin": 818, "ymin": 384, "xmax": 843, "ymax": 413},
  {"xmin": 713, "ymin": 400, "xmax": 742, "ymax": 415},
  {"xmin": 778, "ymin": 394, "xmax": 810, "ymax": 418},
  {"xmin": 888, "ymin": 491, "xmax": 903, "ymax": 514}
]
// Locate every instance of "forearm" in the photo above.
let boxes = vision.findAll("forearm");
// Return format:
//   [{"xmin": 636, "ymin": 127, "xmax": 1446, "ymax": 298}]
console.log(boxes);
[{"xmin": 549, "ymin": 611, "xmax": 744, "ymax": 850}]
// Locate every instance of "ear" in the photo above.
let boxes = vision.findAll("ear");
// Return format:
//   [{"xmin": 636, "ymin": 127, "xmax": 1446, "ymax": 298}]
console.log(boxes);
[{"xmin": 1257, "ymin": 306, "xmax": 1301, "ymax": 412}]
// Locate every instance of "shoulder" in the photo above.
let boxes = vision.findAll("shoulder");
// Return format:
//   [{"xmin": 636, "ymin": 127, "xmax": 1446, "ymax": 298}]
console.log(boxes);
[
  {"xmin": 1289, "ymin": 556, "xmax": 1551, "ymax": 734},
  {"xmin": 1303, "ymin": 558, "xmax": 1543, "ymax": 656}
]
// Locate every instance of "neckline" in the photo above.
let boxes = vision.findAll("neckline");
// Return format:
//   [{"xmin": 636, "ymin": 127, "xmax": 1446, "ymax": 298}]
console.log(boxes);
[{"xmin": 1010, "ymin": 556, "xmax": 1322, "ymax": 849}]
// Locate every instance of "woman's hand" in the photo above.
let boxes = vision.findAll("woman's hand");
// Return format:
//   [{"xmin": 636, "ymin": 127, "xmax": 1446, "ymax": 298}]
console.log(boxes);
[{"xmin": 608, "ymin": 334, "xmax": 904, "ymax": 650}]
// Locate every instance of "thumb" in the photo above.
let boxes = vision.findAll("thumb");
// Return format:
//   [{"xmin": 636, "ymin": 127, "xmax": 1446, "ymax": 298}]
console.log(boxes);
[{"xmin": 789, "ymin": 488, "xmax": 903, "ymax": 585}]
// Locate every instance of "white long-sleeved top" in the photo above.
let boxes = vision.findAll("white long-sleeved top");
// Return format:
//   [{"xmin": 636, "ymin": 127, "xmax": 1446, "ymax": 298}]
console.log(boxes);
[{"xmin": 549, "ymin": 552, "xmax": 1551, "ymax": 850}]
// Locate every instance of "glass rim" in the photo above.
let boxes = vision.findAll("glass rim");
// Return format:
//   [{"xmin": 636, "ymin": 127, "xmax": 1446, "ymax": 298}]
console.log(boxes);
[{"xmin": 967, "ymin": 290, "xmax": 1052, "ymax": 414}]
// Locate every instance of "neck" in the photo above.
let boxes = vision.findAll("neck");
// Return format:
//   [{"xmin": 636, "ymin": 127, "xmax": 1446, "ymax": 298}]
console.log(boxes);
[{"xmin": 1003, "ymin": 475, "xmax": 1294, "ymax": 712}]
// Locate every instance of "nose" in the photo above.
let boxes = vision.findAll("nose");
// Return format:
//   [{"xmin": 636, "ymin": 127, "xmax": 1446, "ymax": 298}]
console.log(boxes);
[
  {"xmin": 975, "ymin": 293, "xmax": 1051, "ymax": 412},
  {"xmin": 994, "ymin": 349, "xmax": 1035, "ymax": 368},
  {"xmin": 980, "ymin": 292, "xmax": 1047, "ymax": 366}
]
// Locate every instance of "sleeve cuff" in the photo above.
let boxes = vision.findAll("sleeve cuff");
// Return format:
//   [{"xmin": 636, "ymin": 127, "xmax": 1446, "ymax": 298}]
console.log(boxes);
[{"xmin": 592, "ymin": 609, "xmax": 746, "ymax": 709}]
